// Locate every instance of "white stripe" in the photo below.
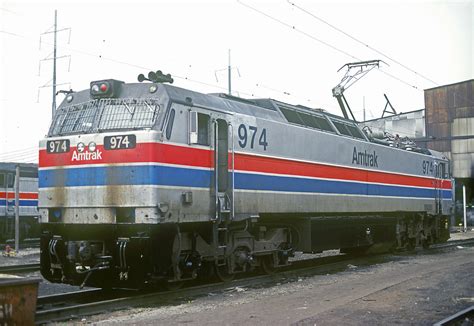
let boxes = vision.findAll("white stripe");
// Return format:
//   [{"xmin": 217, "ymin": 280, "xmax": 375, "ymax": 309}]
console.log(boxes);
[
  {"xmin": 234, "ymin": 188, "xmax": 451, "ymax": 200},
  {"xmin": 38, "ymin": 183, "xmax": 451, "ymax": 200},
  {"xmin": 39, "ymin": 161, "xmax": 451, "ymax": 192}
]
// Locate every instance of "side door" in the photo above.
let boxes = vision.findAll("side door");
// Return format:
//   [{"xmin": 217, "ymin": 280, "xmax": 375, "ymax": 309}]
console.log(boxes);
[{"xmin": 189, "ymin": 110, "xmax": 234, "ymax": 221}]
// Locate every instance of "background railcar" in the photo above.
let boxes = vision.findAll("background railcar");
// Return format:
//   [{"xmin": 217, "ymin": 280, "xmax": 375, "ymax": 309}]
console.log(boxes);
[
  {"xmin": 0, "ymin": 162, "xmax": 39, "ymax": 241},
  {"xmin": 39, "ymin": 77, "xmax": 452, "ymax": 288}
]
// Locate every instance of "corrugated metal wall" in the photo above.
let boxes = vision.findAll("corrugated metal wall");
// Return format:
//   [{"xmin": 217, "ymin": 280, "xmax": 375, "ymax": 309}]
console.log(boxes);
[{"xmin": 424, "ymin": 79, "xmax": 474, "ymax": 178}]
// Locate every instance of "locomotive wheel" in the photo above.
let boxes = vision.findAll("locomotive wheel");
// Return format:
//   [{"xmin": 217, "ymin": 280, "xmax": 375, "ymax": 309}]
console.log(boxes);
[
  {"xmin": 214, "ymin": 263, "xmax": 235, "ymax": 282},
  {"xmin": 260, "ymin": 255, "xmax": 276, "ymax": 275}
]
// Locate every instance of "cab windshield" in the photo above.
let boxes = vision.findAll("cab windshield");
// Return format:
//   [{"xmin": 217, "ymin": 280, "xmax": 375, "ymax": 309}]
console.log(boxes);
[{"xmin": 48, "ymin": 98, "xmax": 160, "ymax": 136}]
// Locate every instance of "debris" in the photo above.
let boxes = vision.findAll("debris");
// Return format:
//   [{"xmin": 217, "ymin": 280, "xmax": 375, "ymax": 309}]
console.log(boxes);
[
  {"xmin": 347, "ymin": 264, "xmax": 357, "ymax": 269},
  {"xmin": 2, "ymin": 245, "xmax": 16, "ymax": 257},
  {"xmin": 457, "ymin": 246, "xmax": 464, "ymax": 249}
]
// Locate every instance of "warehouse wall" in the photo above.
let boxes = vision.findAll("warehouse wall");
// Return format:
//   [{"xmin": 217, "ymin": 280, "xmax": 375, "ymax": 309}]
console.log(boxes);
[{"xmin": 424, "ymin": 79, "xmax": 474, "ymax": 178}]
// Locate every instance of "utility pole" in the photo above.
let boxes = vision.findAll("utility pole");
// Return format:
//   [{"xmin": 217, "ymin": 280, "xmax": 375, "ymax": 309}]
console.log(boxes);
[
  {"xmin": 463, "ymin": 184, "xmax": 467, "ymax": 232},
  {"xmin": 363, "ymin": 96, "xmax": 366, "ymax": 122},
  {"xmin": 14, "ymin": 165, "xmax": 20, "ymax": 252},
  {"xmin": 214, "ymin": 50, "xmax": 240, "ymax": 96},
  {"xmin": 38, "ymin": 10, "xmax": 71, "ymax": 118},
  {"xmin": 228, "ymin": 49, "xmax": 232, "ymax": 95},
  {"xmin": 52, "ymin": 10, "xmax": 57, "ymax": 116}
]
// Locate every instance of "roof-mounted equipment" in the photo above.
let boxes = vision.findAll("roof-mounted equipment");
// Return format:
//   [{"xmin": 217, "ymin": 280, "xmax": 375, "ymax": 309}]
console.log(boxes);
[
  {"xmin": 137, "ymin": 70, "xmax": 174, "ymax": 84},
  {"xmin": 332, "ymin": 60, "xmax": 384, "ymax": 121}
]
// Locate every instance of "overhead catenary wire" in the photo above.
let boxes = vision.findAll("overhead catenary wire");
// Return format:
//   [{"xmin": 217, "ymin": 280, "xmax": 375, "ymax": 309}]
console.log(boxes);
[
  {"xmin": 0, "ymin": 150, "xmax": 38, "ymax": 161},
  {"xmin": 1, "ymin": 26, "xmax": 331, "ymax": 109},
  {"xmin": 287, "ymin": 0, "xmax": 439, "ymax": 86},
  {"xmin": 237, "ymin": 0, "xmax": 421, "ymax": 91},
  {"xmin": 0, "ymin": 146, "xmax": 38, "ymax": 156},
  {"xmin": 0, "ymin": 29, "xmax": 264, "ymax": 101}
]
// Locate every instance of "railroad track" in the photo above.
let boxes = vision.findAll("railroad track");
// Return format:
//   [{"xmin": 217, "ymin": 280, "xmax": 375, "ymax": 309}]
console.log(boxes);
[
  {"xmin": 0, "ymin": 263, "xmax": 40, "ymax": 274},
  {"xmin": 434, "ymin": 306, "xmax": 474, "ymax": 326},
  {"xmin": 435, "ymin": 237, "xmax": 474, "ymax": 249},
  {"xmin": 34, "ymin": 237, "xmax": 474, "ymax": 324}
]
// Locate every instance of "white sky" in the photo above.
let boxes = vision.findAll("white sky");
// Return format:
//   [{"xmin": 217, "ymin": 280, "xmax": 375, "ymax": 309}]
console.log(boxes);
[{"xmin": 0, "ymin": 0, "xmax": 472, "ymax": 163}]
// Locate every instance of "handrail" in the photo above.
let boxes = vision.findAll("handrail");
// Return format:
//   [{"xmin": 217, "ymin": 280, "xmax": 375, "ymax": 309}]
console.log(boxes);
[
  {"xmin": 230, "ymin": 122, "xmax": 235, "ymax": 220},
  {"xmin": 213, "ymin": 119, "xmax": 219, "ymax": 221}
]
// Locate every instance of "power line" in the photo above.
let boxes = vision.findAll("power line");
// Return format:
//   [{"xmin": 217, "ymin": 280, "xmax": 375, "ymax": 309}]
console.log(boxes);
[
  {"xmin": 0, "ymin": 7, "xmax": 20, "ymax": 15},
  {"xmin": 0, "ymin": 146, "xmax": 37, "ymax": 156},
  {"xmin": 288, "ymin": 0, "xmax": 439, "ymax": 86},
  {"xmin": 0, "ymin": 149, "xmax": 38, "ymax": 160},
  {"xmin": 237, "ymin": 0, "xmax": 359, "ymax": 60},
  {"xmin": 1, "ymin": 26, "xmax": 317, "ymax": 104},
  {"xmin": 237, "ymin": 0, "xmax": 421, "ymax": 91},
  {"xmin": 1, "ymin": 28, "xmax": 264, "ymax": 99}
]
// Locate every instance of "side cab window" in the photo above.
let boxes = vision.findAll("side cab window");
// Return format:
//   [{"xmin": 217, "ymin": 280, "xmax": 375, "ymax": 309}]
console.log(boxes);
[
  {"xmin": 7, "ymin": 174, "xmax": 14, "ymax": 188},
  {"xmin": 189, "ymin": 111, "xmax": 210, "ymax": 146}
]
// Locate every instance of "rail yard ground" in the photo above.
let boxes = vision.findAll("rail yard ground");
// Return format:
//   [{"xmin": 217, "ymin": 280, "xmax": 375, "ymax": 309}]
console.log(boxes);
[
  {"xmin": 77, "ymin": 231, "xmax": 473, "ymax": 326},
  {"xmin": 2, "ymin": 231, "xmax": 473, "ymax": 325}
]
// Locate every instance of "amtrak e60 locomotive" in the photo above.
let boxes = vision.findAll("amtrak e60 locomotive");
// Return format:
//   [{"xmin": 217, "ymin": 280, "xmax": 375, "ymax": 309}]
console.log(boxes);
[{"xmin": 39, "ymin": 73, "xmax": 452, "ymax": 288}]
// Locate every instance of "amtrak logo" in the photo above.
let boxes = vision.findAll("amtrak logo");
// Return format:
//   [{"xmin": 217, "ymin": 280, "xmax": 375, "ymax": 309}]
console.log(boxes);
[
  {"xmin": 352, "ymin": 146, "xmax": 378, "ymax": 167},
  {"xmin": 72, "ymin": 142, "xmax": 102, "ymax": 161},
  {"xmin": 71, "ymin": 149, "xmax": 102, "ymax": 161}
]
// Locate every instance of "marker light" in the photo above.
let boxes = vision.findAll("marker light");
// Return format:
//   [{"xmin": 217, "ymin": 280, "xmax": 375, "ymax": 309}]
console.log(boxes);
[
  {"xmin": 77, "ymin": 142, "xmax": 85, "ymax": 153},
  {"xmin": 88, "ymin": 142, "xmax": 97, "ymax": 152},
  {"xmin": 149, "ymin": 85, "xmax": 158, "ymax": 93},
  {"xmin": 90, "ymin": 79, "xmax": 124, "ymax": 98}
]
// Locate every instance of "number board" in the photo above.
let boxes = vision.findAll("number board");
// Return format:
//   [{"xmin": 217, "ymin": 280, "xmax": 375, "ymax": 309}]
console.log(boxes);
[
  {"xmin": 47, "ymin": 139, "xmax": 70, "ymax": 153},
  {"xmin": 104, "ymin": 134, "xmax": 136, "ymax": 150}
]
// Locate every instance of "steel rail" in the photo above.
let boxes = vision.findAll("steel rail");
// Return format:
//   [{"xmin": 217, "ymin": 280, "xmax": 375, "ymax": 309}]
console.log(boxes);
[
  {"xmin": 0, "ymin": 263, "xmax": 40, "ymax": 274},
  {"xmin": 434, "ymin": 306, "xmax": 474, "ymax": 326}
]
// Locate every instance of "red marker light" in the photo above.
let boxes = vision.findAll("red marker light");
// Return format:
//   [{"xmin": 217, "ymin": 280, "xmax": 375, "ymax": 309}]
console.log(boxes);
[{"xmin": 100, "ymin": 83, "xmax": 108, "ymax": 92}]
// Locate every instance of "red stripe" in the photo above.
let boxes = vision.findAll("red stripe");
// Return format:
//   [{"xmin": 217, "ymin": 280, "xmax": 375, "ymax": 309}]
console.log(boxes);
[
  {"xmin": 0, "ymin": 192, "xmax": 38, "ymax": 199},
  {"xmin": 234, "ymin": 152, "xmax": 452, "ymax": 190},
  {"xmin": 39, "ymin": 142, "xmax": 451, "ymax": 190},
  {"xmin": 39, "ymin": 143, "xmax": 213, "ymax": 168}
]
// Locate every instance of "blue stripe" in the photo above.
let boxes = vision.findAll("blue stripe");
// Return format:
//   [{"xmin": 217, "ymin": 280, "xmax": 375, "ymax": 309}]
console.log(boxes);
[
  {"xmin": 235, "ymin": 172, "xmax": 452, "ymax": 199},
  {"xmin": 39, "ymin": 165, "xmax": 452, "ymax": 199},
  {"xmin": 0, "ymin": 200, "xmax": 38, "ymax": 207},
  {"xmin": 39, "ymin": 165, "xmax": 211, "ymax": 188}
]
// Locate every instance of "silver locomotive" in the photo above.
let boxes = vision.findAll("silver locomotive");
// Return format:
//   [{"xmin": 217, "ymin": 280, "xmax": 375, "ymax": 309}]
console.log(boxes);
[{"xmin": 39, "ymin": 74, "xmax": 452, "ymax": 287}]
